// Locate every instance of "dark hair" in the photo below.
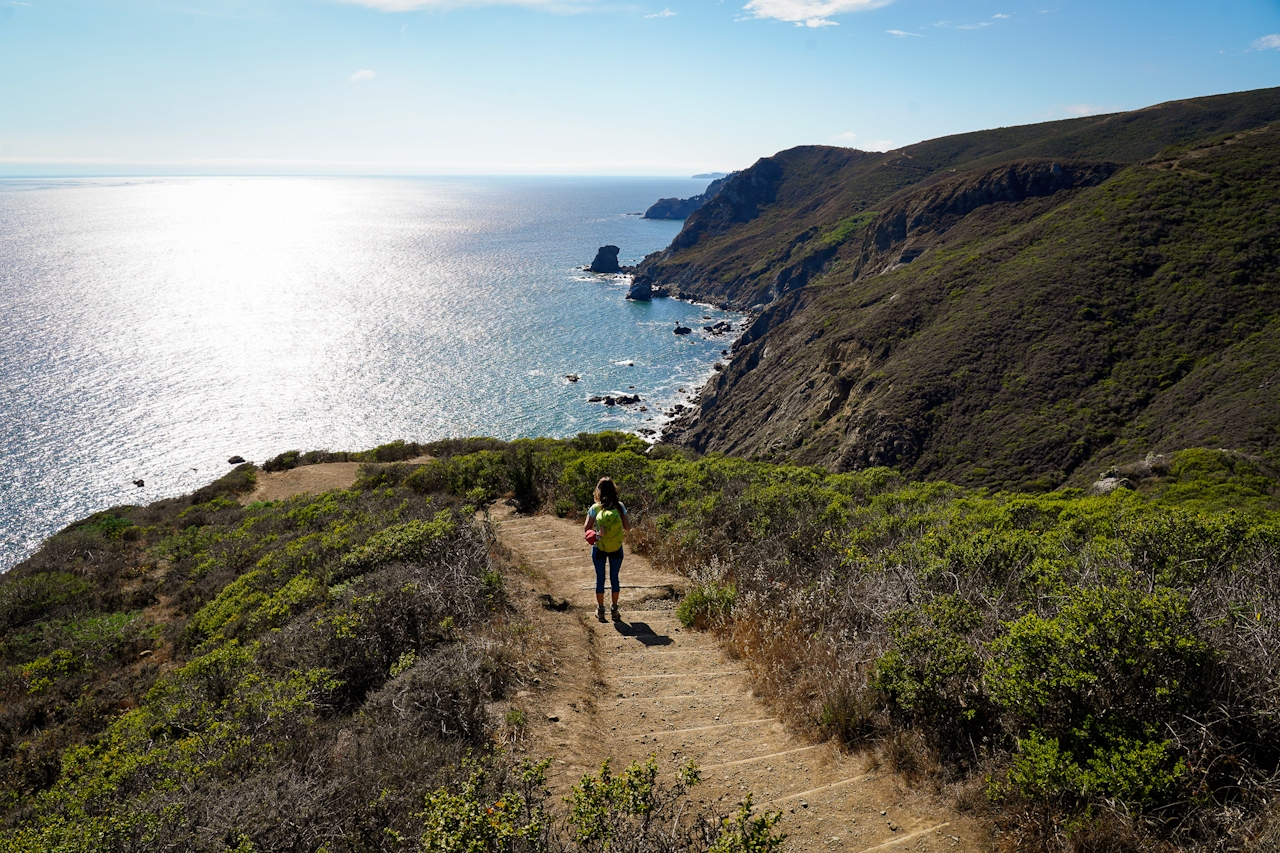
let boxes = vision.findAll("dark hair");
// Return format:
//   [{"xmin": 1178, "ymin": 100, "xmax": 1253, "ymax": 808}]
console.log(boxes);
[{"xmin": 594, "ymin": 477, "xmax": 620, "ymax": 510}]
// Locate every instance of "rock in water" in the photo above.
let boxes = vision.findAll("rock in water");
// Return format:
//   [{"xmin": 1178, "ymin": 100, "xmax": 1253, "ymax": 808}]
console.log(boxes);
[
  {"xmin": 673, "ymin": 323, "xmax": 692, "ymax": 335},
  {"xmin": 627, "ymin": 276, "xmax": 652, "ymax": 301},
  {"xmin": 588, "ymin": 245, "xmax": 621, "ymax": 274},
  {"xmin": 227, "ymin": 455, "xmax": 245, "ymax": 464}
]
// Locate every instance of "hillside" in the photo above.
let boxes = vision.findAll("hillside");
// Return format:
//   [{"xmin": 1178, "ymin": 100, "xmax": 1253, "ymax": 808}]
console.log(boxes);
[
  {"xmin": 4, "ymin": 436, "xmax": 1279, "ymax": 852},
  {"xmin": 649, "ymin": 88, "xmax": 1280, "ymax": 489}
]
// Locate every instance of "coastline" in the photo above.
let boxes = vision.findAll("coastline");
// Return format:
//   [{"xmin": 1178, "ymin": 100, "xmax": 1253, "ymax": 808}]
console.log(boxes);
[{"xmin": 601, "ymin": 272, "xmax": 749, "ymax": 445}]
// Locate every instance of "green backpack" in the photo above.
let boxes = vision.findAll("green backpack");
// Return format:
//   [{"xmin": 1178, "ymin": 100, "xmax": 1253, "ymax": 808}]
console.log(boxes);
[{"xmin": 595, "ymin": 504, "xmax": 625, "ymax": 552}]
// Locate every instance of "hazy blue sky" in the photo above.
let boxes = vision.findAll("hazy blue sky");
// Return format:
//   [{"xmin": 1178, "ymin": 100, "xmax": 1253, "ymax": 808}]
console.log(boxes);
[{"xmin": 2, "ymin": 0, "xmax": 1278, "ymax": 175}]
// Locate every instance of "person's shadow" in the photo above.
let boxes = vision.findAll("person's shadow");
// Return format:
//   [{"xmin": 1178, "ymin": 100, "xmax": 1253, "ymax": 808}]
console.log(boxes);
[{"xmin": 613, "ymin": 618, "xmax": 673, "ymax": 646}]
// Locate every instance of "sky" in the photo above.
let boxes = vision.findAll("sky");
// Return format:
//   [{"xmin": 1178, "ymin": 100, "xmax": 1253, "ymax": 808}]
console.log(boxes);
[{"xmin": 1, "ymin": 0, "xmax": 1278, "ymax": 175}]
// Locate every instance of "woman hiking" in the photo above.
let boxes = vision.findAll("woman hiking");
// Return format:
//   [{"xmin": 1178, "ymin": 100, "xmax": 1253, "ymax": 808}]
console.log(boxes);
[{"xmin": 584, "ymin": 476, "xmax": 630, "ymax": 622}]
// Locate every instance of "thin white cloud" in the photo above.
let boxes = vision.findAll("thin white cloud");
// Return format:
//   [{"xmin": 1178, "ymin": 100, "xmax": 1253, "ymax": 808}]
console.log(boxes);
[
  {"xmin": 992, "ymin": 13, "xmax": 1010, "ymax": 18},
  {"xmin": 349, "ymin": 69, "xmax": 376, "ymax": 82},
  {"xmin": 1041, "ymin": 103, "xmax": 1118, "ymax": 119},
  {"xmin": 1254, "ymin": 34, "xmax": 1280, "ymax": 50},
  {"xmin": 831, "ymin": 133, "xmax": 892, "ymax": 152},
  {"xmin": 646, "ymin": 7, "xmax": 676, "ymax": 17},
  {"xmin": 886, "ymin": 29, "xmax": 921, "ymax": 37},
  {"xmin": 956, "ymin": 21, "xmax": 990, "ymax": 29},
  {"xmin": 741, "ymin": 0, "xmax": 894, "ymax": 28}
]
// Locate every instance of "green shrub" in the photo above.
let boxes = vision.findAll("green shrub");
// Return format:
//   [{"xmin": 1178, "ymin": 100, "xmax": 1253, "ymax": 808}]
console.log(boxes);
[
  {"xmin": 190, "ymin": 463, "xmax": 257, "ymax": 504},
  {"xmin": 871, "ymin": 595, "xmax": 984, "ymax": 727},
  {"xmin": 0, "ymin": 572, "xmax": 92, "ymax": 631},
  {"xmin": 76, "ymin": 513, "xmax": 136, "ymax": 540},
  {"xmin": 676, "ymin": 582, "xmax": 736, "ymax": 629},
  {"xmin": 338, "ymin": 512, "xmax": 458, "ymax": 576},
  {"xmin": 985, "ymin": 585, "xmax": 1210, "ymax": 807},
  {"xmin": 407, "ymin": 452, "xmax": 508, "ymax": 504},
  {"xmin": 707, "ymin": 796, "xmax": 785, "ymax": 853},
  {"xmin": 420, "ymin": 757, "xmax": 552, "ymax": 853}
]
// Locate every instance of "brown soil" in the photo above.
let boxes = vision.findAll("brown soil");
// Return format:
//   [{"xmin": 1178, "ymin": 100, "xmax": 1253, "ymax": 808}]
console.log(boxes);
[
  {"xmin": 240, "ymin": 462, "xmax": 364, "ymax": 504},
  {"xmin": 489, "ymin": 504, "xmax": 988, "ymax": 853},
  {"xmin": 240, "ymin": 456, "xmax": 433, "ymax": 504}
]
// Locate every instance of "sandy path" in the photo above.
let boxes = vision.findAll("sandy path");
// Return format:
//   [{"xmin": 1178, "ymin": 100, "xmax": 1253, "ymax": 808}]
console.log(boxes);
[{"xmin": 490, "ymin": 504, "xmax": 986, "ymax": 853}]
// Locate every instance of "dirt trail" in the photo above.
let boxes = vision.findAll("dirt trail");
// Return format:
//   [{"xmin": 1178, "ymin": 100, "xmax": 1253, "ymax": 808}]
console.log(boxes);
[
  {"xmin": 490, "ymin": 504, "xmax": 987, "ymax": 853},
  {"xmin": 234, "ymin": 463, "xmax": 986, "ymax": 852}
]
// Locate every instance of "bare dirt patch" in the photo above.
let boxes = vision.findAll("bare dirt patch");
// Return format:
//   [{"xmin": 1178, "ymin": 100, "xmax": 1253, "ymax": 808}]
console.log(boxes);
[{"xmin": 241, "ymin": 462, "xmax": 363, "ymax": 504}]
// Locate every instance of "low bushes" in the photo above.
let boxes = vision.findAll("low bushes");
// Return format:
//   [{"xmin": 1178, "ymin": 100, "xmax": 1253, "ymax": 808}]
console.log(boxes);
[
  {"xmin": 261, "ymin": 439, "xmax": 432, "ymax": 472},
  {"xmin": 0, "ymin": 475, "xmax": 517, "ymax": 852},
  {"xmin": 419, "ymin": 754, "xmax": 784, "ymax": 853},
  {"xmin": 675, "ymin": 582, "xmax": 735, "ymax": 629},
  {"xmin": 6, "ymin": 435, "xmax": 1276, "ymax": 851}
]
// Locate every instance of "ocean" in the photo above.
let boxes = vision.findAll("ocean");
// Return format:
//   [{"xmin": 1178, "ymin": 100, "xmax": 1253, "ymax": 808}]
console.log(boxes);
[{"xmin": 0, "ymin": 176, "xmax": 739, "ymax": 571}]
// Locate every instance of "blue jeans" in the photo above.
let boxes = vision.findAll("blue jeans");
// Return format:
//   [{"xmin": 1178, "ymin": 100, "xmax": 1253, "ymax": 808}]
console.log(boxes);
[{"xmin": 592, "ymin": 545, "xmax": 623, "ymax": 594}]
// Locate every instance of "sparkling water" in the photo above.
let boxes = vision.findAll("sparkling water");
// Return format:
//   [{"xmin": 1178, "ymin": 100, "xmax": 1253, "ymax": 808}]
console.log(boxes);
[{"xmin": 0, "ymin": 176, "xmax": 738, "ymax": 570}]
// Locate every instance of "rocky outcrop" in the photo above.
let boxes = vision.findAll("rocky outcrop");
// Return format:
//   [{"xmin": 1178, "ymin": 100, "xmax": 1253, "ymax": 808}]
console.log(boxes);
[
  {"xmin": 588, "ymin": 394, "xmax": 642, "ymax": 406},
  {"xmin": 626, "ymin": 278, "xmax": 652, "ymax": 301},
  {"xmin": 588, "ymin": 245, "xmax": 621, "ymax": 274},
  {"xmin": 644, "ymin": 197, "xmax": 703, "ymax": 220},
  {"xmin": 629, "ymin": 149, "xmax": 852, "ymax": 309},
  {"xmin": 643, "ymin": 174, "xmax": 736, "ymax": 220}
]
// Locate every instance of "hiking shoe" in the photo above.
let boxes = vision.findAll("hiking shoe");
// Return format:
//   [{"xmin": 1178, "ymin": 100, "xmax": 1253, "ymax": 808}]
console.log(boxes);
[
  {"xmin": 596, "ymin": 605, "xmax": 607, "ymax": 622},
  {"xmin": 610, "ymin": 604, "xmax": 620, "ymax": 620}
]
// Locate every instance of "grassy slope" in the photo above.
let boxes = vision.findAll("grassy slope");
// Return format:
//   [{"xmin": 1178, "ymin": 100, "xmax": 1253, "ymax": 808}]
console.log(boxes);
[
  {"xmin": 4, "ymin": 434, "xmax": 1279, "ymax": 851},
  {"xmin": 665, "ymin": 113, "xmax": 1280, "ymax": 490},
  {"xmin": 634, "ymin": 87, "xmax": 1280, "ymax": 311}
]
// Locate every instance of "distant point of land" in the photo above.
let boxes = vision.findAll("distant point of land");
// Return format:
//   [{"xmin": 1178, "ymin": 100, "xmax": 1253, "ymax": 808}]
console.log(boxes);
[{"xmin": 691, "ymin": 172, "xmax": 728, "ymax": 179}]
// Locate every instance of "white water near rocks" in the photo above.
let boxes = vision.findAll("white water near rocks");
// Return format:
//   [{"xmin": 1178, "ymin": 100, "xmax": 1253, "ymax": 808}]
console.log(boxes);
[{"xmin": 0, "ymin": 176, "xmax": 739, "ymax": 570}]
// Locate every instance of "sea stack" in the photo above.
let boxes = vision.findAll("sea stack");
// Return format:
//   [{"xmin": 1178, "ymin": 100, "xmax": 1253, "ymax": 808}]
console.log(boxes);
[{"xmin": 588, "ymin": 245, "xmax": 621, "ymax": 273}]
